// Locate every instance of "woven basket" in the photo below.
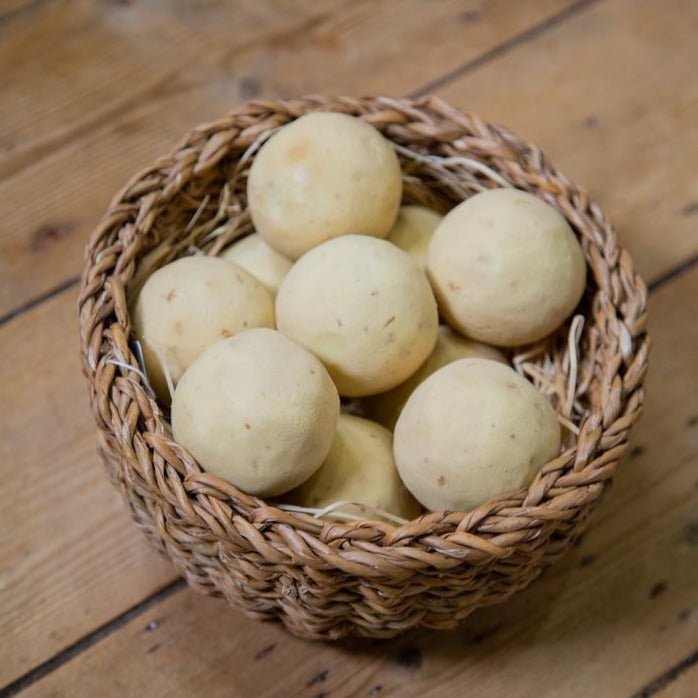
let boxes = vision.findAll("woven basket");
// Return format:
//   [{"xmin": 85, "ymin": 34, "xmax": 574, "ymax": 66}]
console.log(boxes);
[{"xmin": 78, "ymin": 96, "xmax": 649, "ymax": 640}]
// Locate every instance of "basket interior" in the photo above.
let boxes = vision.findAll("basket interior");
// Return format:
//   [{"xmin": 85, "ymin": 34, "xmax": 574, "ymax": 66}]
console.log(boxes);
[{"xmin": 129, "ymin": 116, "xmax": 599, "ymax": 428}]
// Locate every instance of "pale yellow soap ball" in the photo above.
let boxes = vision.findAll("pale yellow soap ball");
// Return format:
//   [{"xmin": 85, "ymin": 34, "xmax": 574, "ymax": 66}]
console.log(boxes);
[
  {"xmin": 367, "ymin": 326, "xmax": 506, "ymax": 430},
  {"xmin": 133, "ymin": 256, "xmax": 274, "ymax": 403},
  {"xmin": 288, "ymin": 414, "xmax": 421, "ymax": 521},
  {"xmin": 172, "ymin": 328, "xmax": 340, "ymax": 497},
  {"xmin": 247, "ymin": 112, "xmax": 402, "ymax": 260},
  {"xmin": 427, "ymin": 188, "xmax": 587, "ymax": 346},
  {"xmin": 220, "ymin": 233, "xmax": 292, "ymax": 296},
  {"xmin": 276, "ymin": 235, "xmax": 439, "ymax": 397},
  {"xmin": 387, "ymin": 205, "xmax": 443, "ymax": 270},
  {"xmin": 394, "ymin": 358, "xmax": 561, "ymax": 512}
]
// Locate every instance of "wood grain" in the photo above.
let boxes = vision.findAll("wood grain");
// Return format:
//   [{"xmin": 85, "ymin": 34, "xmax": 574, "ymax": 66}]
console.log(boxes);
[
  {"xmin": 439, "ymin": 0, "xmax": 698, "ymax": 285},
  {"xmin": 0, "ymin": 287, "xmax": 176, "ymax": 686},
  {"xmin": 0, "ymin": 0, "xmax": 578, "ymax": 318},
  {"xmin": 20, "ymin": 267, "xmax": 698, "ymax": 698},
  {"xmin": 0, "ymin": 0, "xmax": 331, "ymax": 177}
]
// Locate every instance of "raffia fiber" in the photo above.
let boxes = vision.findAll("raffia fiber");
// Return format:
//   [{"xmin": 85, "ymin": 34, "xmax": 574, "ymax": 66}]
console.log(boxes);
[{"xmin": 78, "ymin": 96, "xmax": 649, "ymax": 640}]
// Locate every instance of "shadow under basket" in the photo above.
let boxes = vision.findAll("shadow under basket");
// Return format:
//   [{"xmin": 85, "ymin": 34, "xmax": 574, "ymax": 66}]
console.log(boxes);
[{"xmin": 78, "ymin": 96, "xmax": 649, "ymax": 640}]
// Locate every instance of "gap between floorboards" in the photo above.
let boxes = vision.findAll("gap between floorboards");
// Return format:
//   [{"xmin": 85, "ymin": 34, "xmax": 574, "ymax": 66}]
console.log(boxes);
[{"xmin": 0, "ymin": 580, "xmax": 186, "ymax": 698}]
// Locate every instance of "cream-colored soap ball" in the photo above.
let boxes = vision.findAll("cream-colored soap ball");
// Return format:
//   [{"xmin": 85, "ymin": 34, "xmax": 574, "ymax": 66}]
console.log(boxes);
[
  {"xmin": 394, "ymin": 358, "xmax": 561, "ymax": 512},
  {"xmin": 288, "ymin": 414, "xmax": 421, "ymax": 521},
  {"xmin": 367, "ymin": 326, "xmax": 506, "ymax": 430},
  {"xmin": 427, "ymin": 188, "xmax": 586, "ymax": 346},
  {"xmin": 247, "ymin": 112, "xmax": 402, "ymax": 260},
  {"xmin": 133, "ymin": 256, "xmax": 274, "ymax": 403},
  {"xmin": 276, "ymin": 235, "xmax": 439, "ymax": 397},
  {"xmin": 172, "ymin": 328, "xmax": 340, "ymax": 498},
  {"xmin": 220, "ymin": 233, "xmax": 292, "ymax": 296},
  {"xmin": 387, "ymin": 205, "xmax": 443, "ymax": 271}
]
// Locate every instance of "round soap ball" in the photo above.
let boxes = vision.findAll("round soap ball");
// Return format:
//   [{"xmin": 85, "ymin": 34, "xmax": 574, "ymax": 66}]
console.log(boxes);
[
  {"xmin": 367, "ymin": 326, "xmax": 507, "ymax": 430},
  {"xmin": 387, "ymin": 205, "xmax": 443, "ymax": 271},
  {"xmin": 394, "ymin": 358, "xmax": 561, "ymax": 512},
  {"xmin": 172, "ymin": 328, "xmax": 340, "ymax": 497},
  {"xmin": 287, "ymin": 414, "xmax": 421, "ymax": 521},
  {"xmin": 133, "ymin": 255, "xmax": 274, "ymax": 403},
  {"xmin": 427, "ymin": 188, "xmax": 586, "ymax": 346},
  {"xmin": 220, "ymin": 233, "xmax": 292, "ymax": 296},
  {"xmin": 276, "ymin": 235, "xmax": 439, "ymax": 397},
  {"xmin": 247, "ymin": 112, "xmax": 402, "ymax": 260}
]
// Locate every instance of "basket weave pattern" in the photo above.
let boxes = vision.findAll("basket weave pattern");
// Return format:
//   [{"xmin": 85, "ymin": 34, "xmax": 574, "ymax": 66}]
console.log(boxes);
[{"xmin": 78, "ymin": 96, "xmax": 649, "ymax": 639}]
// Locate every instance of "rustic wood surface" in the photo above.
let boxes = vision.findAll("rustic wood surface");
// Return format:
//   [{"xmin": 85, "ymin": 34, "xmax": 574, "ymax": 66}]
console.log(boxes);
[{"xmin": 0, "ymin": 1, "xmax": 696, "ymax": 696}]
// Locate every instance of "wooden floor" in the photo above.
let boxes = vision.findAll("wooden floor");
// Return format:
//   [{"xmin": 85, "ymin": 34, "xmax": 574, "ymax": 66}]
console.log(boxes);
[{"xmin": 1, "ymin": 1, "xmax": 697, "ymax": 696}]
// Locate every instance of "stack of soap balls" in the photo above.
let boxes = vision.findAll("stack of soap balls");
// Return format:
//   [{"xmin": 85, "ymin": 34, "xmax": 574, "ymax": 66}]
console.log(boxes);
[{"xmin": 133, "ymin": 111, "xmax": 587, "ymax": 520}]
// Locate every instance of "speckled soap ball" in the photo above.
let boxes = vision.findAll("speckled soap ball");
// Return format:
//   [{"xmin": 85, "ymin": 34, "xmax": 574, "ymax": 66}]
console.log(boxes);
[
  {"xmin": 367, "ymin": 326, "xmax": 506, "ymax": 430},
  {"xmin": 247, "ymin": 112, "xmax": 403, "ymax": 260},
  {"xmin": 133, "ymin": 256, "xmax": 274, "ymax": 403},
  {"xmin": 172, "ymin": 328, "xmax": 339, "ymax": 497},
  {"xmin": 276, "ymin": 235, "xmax": 439, "ymax": 397},
  {"xmin": 220, "ymin": 233, "xmax": 292, "ymax": 296},
  {"xmin": 387, "ymin": 205, "xmax": 443, "ymax": 270},
  {"xmin": 394, "ymin": 358, "xmax": 561, "ymax": 513},
  {"xmin": 427, "ymin": 188, "xmax": 586, "ymax": 346},
  {"xmin": 287, "ymin": 414, "xmax": 421, "ymax": 521}
]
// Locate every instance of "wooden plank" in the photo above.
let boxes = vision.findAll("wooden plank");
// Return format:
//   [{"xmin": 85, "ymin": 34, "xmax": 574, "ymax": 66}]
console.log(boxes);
[
  {"xmin": 0, "ymin": 0, "xmax": 200, "ymax": 179},
  {"xmin": 0, "ymin": 287, "xmax": 176, "ymax": 686},
  {"xmin": 439, "ymin": 0, "xmax": 698, "ymax": 284},
  {"xmin": 18, "ymin": 266, "xmax": 698, "ymax": 697},
  {"xmin": 0, "ymin": 0, "xmax": 327, "ymax": 178},
  {"xmin": 0, "ymin": 0, "xmax": 576, "ymax": 318},
  {"xmin": 233, "ymin": 0, "xmax": 573, "ymax": 98}
]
